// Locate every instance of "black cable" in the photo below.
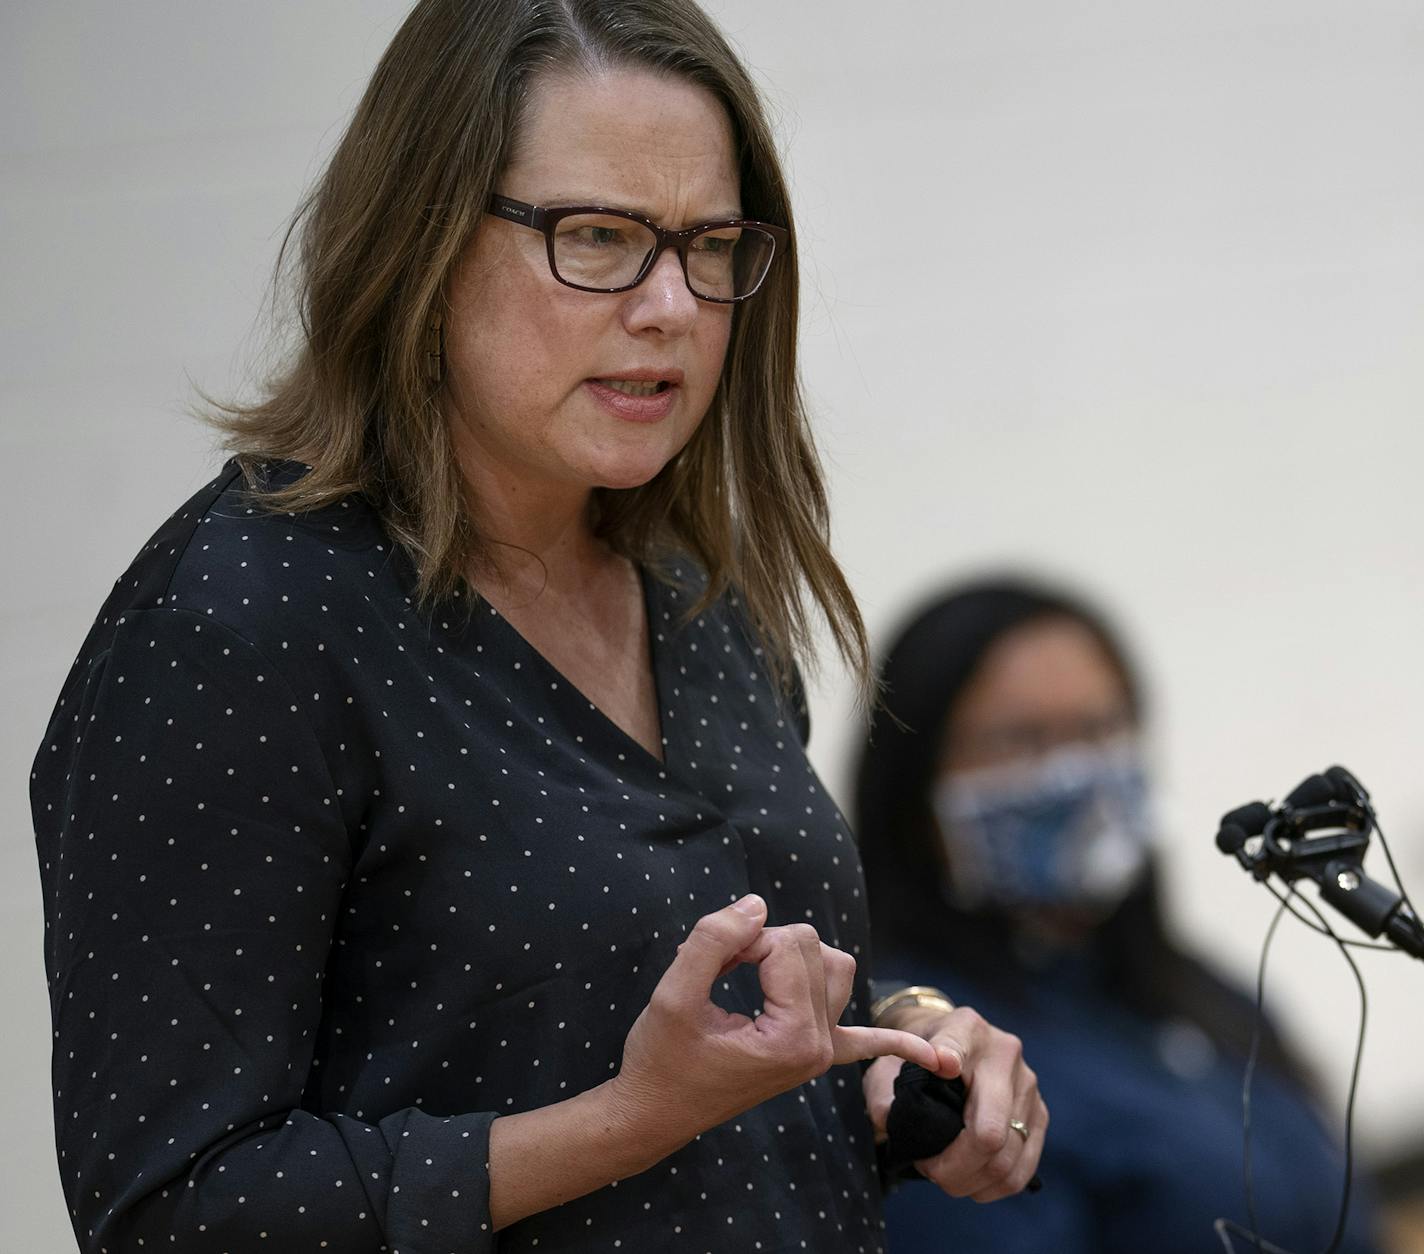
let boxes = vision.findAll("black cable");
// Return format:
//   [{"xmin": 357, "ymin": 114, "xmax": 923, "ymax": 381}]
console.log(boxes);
[
  {"xmin": 1372, "ymin": 816, "xmax": 1418, "ymax": 920},
  {"xmin": 1292, "ymin": 891, "xmax": 1366, "ymax": 1254},
  {"xmin": 1233, "ymin": 897, "xmax": 1286, "ymax": 1253},
  {"xmin": 1216, "ymin": 1216, "xmax": 1301, "ymax": 1253},
  {"xmin": 1213, "ymin": 882, "xmax": 1368, "ymax": 1254},
  {"xmin": 1213, "ymin": 901, "xmax": 1294, "ymax": 1254},
  {"xmin": 1213, "ymin": 776, "xmax": 1417, "ymax": 1253}
]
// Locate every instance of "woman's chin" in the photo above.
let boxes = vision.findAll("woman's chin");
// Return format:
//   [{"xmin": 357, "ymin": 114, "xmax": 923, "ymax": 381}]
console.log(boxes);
[
  {"xmin": 596, "ymin": 468, "xmax": 665, "ymax": 493},
  {"xmin": 585, "ymin": 444, "xmax": 686, "ymax": 493}
]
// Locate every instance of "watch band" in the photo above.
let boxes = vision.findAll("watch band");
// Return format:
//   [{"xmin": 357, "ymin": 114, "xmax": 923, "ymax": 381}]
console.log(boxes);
[{"xmin": 870, "ymin": 984, "xmax": 956, "ymax": 1026}]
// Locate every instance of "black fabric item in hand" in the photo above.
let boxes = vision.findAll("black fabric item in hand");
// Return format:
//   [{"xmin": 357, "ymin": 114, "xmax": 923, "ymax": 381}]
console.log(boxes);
[
  {"xmin": 878, "ymin": 1063, "xmax": 1043, "ymax": 1193},
  {"xmin": 880, "ymin": 1063, "xmax": 967, "ymax": 1179}
]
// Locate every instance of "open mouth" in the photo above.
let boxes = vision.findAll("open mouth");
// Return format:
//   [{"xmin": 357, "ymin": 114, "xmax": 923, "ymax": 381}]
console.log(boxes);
[{"xmin": 596, "ymin": 379, "xmax": 673, "ymax": 397}]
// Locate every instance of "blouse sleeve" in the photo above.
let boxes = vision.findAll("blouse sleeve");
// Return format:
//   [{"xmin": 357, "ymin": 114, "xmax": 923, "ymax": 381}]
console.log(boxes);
[{"xmin": 33, "ymin": 606, "xmax": 497, "ymax": 1254}]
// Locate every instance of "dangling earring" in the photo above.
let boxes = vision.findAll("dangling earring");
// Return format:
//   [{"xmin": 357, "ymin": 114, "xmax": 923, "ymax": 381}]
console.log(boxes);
[{"xmin": 425, "ymin": 312, "xmax": 445, "ymax": 386}]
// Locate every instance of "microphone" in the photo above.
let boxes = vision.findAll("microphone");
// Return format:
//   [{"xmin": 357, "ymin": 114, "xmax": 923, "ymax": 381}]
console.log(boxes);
[
  {"xmin": 1325, "ymin": 763, "xmax": 1370, "ymax": 803},
  {"xmin": 1215, "ymin": 766, "xmax": 1424, "ymax": 960},
  {"xmin": 1215, "ymin": 801, "xmax": 1273, "ymax": 859},
  {"xmin": 1284, "ymin": 773, "xmax": 1339, "ymax": 808},
  {"xmin": 1283, "ymin": 765, "xmax": 1370, "ymax": 810}
]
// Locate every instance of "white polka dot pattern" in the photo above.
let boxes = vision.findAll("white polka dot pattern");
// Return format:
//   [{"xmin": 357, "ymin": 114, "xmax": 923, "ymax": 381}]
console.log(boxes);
[{"xmin": 31, "ymin": 461, "xmax": 887, "ymax": 1252}]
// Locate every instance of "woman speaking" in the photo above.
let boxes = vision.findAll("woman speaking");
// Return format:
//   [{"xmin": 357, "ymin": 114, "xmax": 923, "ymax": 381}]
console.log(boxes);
[{"xmin": 31, "ymin": 2, "xmax": 1044, "ymax": 1251}]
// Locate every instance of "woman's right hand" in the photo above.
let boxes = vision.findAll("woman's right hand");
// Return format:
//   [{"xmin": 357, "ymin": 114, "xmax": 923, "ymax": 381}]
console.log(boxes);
[
  {"xmin": 485, "ymin": 893, "xmax": 942, "ymax": 1229},
  {"xmin": 606, "ymin": 893, "xmax": 941, "ymax": 1146}
]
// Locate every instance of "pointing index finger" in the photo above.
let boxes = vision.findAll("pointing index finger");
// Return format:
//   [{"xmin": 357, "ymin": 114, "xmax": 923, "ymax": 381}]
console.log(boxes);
[{"xmin": 832, "ymin": 1025, "xmax": 939, "ymax": 1070}]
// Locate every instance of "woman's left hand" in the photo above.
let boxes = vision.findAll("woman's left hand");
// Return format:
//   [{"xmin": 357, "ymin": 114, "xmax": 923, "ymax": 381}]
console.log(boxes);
[{"xmin": 863, "ymin": 1006, "xmax": 1047, "ymax": 1201}]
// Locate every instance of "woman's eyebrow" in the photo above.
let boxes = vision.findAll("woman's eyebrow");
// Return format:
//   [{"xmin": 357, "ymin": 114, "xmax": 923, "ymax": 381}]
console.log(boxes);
[{"xmin": 535, "ymin": 193, "xmax": 745, "ymax": 221}]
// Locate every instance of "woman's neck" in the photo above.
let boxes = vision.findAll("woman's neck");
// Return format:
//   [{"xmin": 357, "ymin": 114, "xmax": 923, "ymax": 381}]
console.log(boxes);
[{"xmin": 454, "ymin": 445, "xmax": 612, "ymax": 605}]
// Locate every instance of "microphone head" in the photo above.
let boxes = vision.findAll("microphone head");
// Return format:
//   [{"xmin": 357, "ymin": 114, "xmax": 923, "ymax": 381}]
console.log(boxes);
[
  {"xmin": 1324, "ymin": 764, "xmax": 1369, "ymax": 803},
  {"xmin": 1215, "ymin": 801, "xmax": 1271, "ymax": 858},
  {"xmin": 1219, "ymin": 801, "xmax": 1273, "ymax": 838},
  {"xmin": 1285, "ymin": 773, "xmax": 1338, "ymax": 809},
  {"xmin": 1216, "ymin": 823, "xmax": 1249, "ymax": 856}
]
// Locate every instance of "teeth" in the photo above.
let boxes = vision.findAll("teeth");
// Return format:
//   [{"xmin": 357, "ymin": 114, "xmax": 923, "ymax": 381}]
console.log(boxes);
[{"xmin": 601, "ymin": 379, "xmax": 663, "ymax": 397}]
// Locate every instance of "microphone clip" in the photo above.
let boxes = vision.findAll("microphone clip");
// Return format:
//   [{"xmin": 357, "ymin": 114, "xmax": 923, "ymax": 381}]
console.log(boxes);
[{"xmin": 1255, "ymin": 798, "xmax": 1374, "ymax": 887}]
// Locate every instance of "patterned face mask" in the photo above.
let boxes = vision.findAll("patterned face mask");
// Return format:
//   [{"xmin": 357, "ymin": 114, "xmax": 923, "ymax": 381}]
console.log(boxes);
[{"xmin": 931, "ymin": 740, "xmax": 1154, "ymax": 912}]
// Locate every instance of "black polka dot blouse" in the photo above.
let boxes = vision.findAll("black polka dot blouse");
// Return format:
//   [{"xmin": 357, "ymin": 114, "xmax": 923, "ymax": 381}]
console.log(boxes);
[{"xmin": 31, "ymin": 461, "xmax": 887, "ymax": 1254}]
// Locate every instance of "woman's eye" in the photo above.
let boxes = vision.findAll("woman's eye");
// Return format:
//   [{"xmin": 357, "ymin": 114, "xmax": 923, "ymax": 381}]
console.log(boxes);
[
  {"xmin": 568, "ymin": 225, "xmax": 626, "ymax": 248},
  {"xmin": 693, "ymin": 232, "xmax": 738, "ymax": 255}
]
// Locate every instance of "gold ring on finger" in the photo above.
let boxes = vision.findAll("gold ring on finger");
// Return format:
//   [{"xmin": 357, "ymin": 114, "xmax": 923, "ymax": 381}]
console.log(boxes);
[{"xmin": 1008, "ymin": 1118, "xmax": 1030, "ymax": 1143}]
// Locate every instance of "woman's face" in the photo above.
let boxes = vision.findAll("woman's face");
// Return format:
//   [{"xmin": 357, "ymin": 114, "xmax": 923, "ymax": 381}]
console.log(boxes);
[
  {"xmin": 937, "ymin": 617, "xmax": 1135, "ymax": 776},
  {"xmin": 930, "ymin": 616, "xmax": 1147, "ymax": 920},
  {"xmin": 443, "ymin": 67, "xmax": 740, "ymax": 503}
]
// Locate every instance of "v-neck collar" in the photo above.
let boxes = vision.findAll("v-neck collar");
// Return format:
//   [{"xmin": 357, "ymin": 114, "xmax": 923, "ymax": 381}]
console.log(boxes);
[{"xmin": 476, "ymin": 561, "xmax": 675, "ymax": 780}]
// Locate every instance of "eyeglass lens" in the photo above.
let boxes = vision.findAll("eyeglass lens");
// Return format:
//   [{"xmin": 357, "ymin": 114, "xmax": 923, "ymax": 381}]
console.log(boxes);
[{"xmin": 551, "ymin": 214, "xmax": 776, "ymax": 299}]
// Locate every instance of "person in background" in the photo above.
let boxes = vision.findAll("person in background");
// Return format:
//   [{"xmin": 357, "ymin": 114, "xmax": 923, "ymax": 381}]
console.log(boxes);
[{"xmin": 854, "ymin": 577, "xmax": 1381, "ymax": 1254}]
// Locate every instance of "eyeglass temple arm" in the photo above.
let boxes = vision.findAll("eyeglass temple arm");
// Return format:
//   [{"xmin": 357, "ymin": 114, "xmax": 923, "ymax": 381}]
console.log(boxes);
[{"xmin": 488, "ymin": 195, "xmax": 544, "ymax": 229}]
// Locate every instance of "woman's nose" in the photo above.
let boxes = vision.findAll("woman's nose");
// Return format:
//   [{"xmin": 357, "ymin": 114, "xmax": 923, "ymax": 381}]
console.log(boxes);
[{"xmin": 622, "ymin": 246, "xmax": 700, "ymax": 336}]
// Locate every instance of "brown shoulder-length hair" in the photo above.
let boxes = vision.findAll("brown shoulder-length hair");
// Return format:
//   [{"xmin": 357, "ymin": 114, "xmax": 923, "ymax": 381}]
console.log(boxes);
[{"xmin": 208, "ymin": 0, "xmax": 867, "ymax": 694}]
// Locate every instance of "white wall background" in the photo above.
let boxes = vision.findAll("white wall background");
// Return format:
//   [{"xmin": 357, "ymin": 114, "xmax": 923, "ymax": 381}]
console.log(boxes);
[{"xmin": 3, "ymin": 2, "xmax": 1421, "ymax": 1248}]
